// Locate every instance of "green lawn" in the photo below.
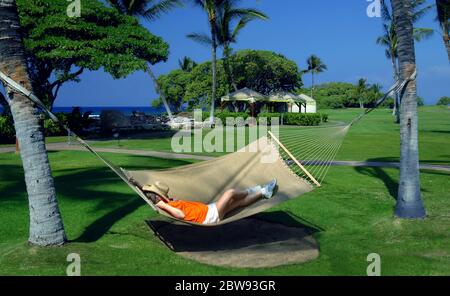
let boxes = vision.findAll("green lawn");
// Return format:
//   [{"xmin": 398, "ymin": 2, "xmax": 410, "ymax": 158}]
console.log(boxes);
[
  {"xmin": 85, "ymin": 106, "xmax": 450, "ymax": 164},
  {"xmin": 1, "ymin": 106, "xmax": 449, "ymax": 275},
  {"xmin": 0, "ymin": 149, "xmax": 449, "ymax": 275}
]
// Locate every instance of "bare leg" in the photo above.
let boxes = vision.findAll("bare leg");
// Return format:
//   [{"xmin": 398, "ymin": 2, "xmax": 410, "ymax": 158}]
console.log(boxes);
[{"xmin": 215, "ymin": 189, "xmax": 262, "ymax": 220}]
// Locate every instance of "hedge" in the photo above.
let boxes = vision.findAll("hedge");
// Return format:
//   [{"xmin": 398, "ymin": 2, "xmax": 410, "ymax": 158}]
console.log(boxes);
[{"xmin": 258, "ymin": 112, "xmax": 328, "ymax": 126}]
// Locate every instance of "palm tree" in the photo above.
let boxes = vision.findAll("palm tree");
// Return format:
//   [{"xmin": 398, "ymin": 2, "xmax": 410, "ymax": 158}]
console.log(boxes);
[
  {"xmin": 391, "ymin": 0, "xmax": 426, "ymax": 219},
  {"xmin": 0, "ymin": 0, "xmax": 66, "ymax": 246},
  {"xmin": 304, "ymin": 55, "xmax": 327, "ymax": 99},
  {"xmin": 377, "ymin": 0, "xmax": 434, "ymax": 123},
  {"xmin": 178, "ymin": 56, "xmax": 197, "ymax": 72},
  {"xmin": 356, "ymin": 78, "xmax": 369, "ymax": 108},
  {"xmin": 436, "ymin": 0, "xmax": 450, "ymax": 61},
  {"xmin": 188, "ymin": 0, "xmax": 225, "ymax": 124},
  {"xmin": 216, "ymin": 0, "xmax": 268, "ymax": 91},
  {"xmin": 108, "ymin": 0, "xmax": 183, "ymax": 121}
]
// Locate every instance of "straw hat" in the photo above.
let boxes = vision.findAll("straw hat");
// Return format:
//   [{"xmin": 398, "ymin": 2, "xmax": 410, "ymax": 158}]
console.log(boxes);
[{"xmin": 142, "ymin": 181, "xmax": 170, "ymax": 202}]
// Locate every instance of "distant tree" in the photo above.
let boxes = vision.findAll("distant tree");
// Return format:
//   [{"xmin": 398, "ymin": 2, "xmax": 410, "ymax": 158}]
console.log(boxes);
[
  {"xmin": 216, "ymin": 0, "xmax": 268, "ymax": 91},
  {"xmin": 355, "ymin": 78, "xmax": 369, "ymax": 108},
  {"xmin": 188, "ymin": 0, "xmax": 226, "ymax": 124},
  {"xmin": 417, "ymin": 96, "xmax": 425, "ymax": 106},
  {"xmin": 108, "ymin": 0, "xmax": 183, "ymax": 120},
  {"xmin": 437, "ymin": 96, "xmax": 450, "ymax": 105},
  {"xmin": 366, "ymin": 83, "xmax": 384, "ymax": 107},
  {"xmin": 377, "ymin": 0, "xmax": 434, "ymax": 123},
  {"xmin": 19, "ymin": 0, "xmax": 169, "ymax": 111},
  {"xmin": 436, "ymin": 0, "xmax": 450, "ymax": 61},
  {"xmin": 232, "ymin": 50, "xmax": 302, "ymax": 94},
  {"xmin": 157, "ymin": 69, "xmax": 191, "ymax": 112},
  {"xmin": 178, "ymin": 56, "xmax": 197, "ymax": 72},
  {"xmin": 159, "ymin": 50, "xmax": 302, "ymax": 110},
  {"xmin": 303, "ymin": 55, "xmax": 327, "ymax": 99}
]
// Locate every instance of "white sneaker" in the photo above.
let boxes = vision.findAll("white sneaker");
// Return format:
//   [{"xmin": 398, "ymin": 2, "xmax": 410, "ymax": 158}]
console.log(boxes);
[{"xmin": 261, "ymin": 179, "xmax": 277, "ymax": 199}]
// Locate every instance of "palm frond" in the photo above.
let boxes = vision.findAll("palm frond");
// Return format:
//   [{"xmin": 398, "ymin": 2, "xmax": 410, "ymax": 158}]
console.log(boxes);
[
  {"xmin": 412, "ymin": 2, "xmax": 435, "ymax": 23},
  {"xmin": 413, "ymin": 28, "xmax": 434, "ymax": 41},
  {"xmin": 380, "ymin": 0, "xmax": 392, "ymax": 22},
  {"xmin": 187, "ymin": 32, "xmax": 214, "ymax": 46},
  {"xmin": 142, "ymin": 0, "xmax": 184, "ymax": 21}
]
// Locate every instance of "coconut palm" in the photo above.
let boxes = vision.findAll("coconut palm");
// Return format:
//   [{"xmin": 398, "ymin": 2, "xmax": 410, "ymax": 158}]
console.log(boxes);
[
  {"xmin": 216, "ymin": 0, "xmax": 268, "ymax": 91},
  {"xmin": 179, "ymin": 56, "xmax": 197, "ymax": 72},
  {"xmin": 356, "ymin": 78, "xmax": 369, "ymax": 109},
  {"xmin": 187, "ymin": 0, "xmax": 225, "ymax": 124},
  {"xmin": 436, "ymin": 0, "xmax": 450, "ymax": 61},
  {"xmin": 377, "ymin": 0, "xmax": 434, "ymax": 123},
  {"xmin": 0, "ymin": 0, "xmax": 66, "ymax": 246},
  {"xmin": 304, "ymin": 55, "xmax": 327, "ymax": 99},
  {"xmin": 108, "ymin": 0, "xmax": 183, "ymax": 121},
  {"xmin": 391, "ymin": 0, "xmax": 426, "ymax": 218}
]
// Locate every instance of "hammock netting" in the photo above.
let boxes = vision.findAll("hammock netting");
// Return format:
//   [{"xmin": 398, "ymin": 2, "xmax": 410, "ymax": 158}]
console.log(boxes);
[{"xmin": 0, "ymin": 68, "xmax": 415, "ymax": 227}]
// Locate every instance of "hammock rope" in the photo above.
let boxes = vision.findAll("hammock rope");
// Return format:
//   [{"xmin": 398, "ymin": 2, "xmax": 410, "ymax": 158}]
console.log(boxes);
[{"xmin": 0, "ymin": 68, "xmax": 417, "ymax": 225}]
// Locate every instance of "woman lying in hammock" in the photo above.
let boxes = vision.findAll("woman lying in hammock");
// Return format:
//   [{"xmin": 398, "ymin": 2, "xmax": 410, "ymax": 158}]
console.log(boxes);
[{"xmin": 129, "ymin": 178, "xmax": 277, "ymax": 225}]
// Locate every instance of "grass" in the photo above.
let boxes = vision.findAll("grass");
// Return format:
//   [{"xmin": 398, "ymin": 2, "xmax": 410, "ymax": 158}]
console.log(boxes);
[
  {"xmin": 82, "ymin": 106, "xmax": 450, "ymax": 164},
  {"xmin": 0, "ymin": 106, "xmax": 449, "ymax": 275}
]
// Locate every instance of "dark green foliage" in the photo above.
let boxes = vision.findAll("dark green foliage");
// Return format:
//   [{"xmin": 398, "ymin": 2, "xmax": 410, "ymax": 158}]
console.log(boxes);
[
  {"xmin": 17, "ymin": 0, "xmax": 169, "ymax": 108},
  {"xmin": 232, "ymin": 50, "xmax": 302, "ymax": 94},
  {"xmin": 258, "ymin": 112, "xmax": 327, "ymax": 126},
  {"xmin": 417, "ymin": 97, "xmax": 425, "ymax": 107},
  {"xmin": 158, "ymin": 49, "xmax": 303, "ymax": 110},
  {"xmin": 437, "ymin": 96, "xmax": 450, "ymax": 105},
  {"xmin": 0, "ymin": 115, "xmax": 15, "ymax": 143},
  {"xmin": 283, "ymin": 113, "xmax": 323, "ymax": 126},
  {"xmin": 201, "ymin": 111, "xmax": 249, "ymax": 124},
  {"xmin": 306, "ymin": 82, "xmax": 385, "ymax": 109},
  {"xmin": 42, "ymin": 109, "xmax": 94, "ymax": 136}
]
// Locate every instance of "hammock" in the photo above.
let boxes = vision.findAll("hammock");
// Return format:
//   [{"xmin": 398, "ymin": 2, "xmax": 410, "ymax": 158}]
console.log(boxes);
[{"xmin": 0, "ymin": 69, "xmax": 416, "ymax": 227}]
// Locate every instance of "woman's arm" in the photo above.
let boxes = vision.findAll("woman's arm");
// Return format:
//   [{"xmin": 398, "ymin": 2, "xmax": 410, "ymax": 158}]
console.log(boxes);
[{"xmin": 156, "ymin": 201, "xmax": 185, "ymax": 220}]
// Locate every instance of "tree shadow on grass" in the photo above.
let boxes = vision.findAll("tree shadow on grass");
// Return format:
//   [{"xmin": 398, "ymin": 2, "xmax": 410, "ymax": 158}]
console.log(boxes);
[
  {"xmin": 355, "ymin": 165, "xmax": 398, "ymax": 201},
  {"xmin": 0, "ymin": 153, "xmax": 194, "ymax": 243},
  {"xmin": 355, "ymin": 158, "xmax": 432, "ymax": 201},
  {"xmin": 71, "ymin": 198, "xmax": 145, "ymax": 243}
]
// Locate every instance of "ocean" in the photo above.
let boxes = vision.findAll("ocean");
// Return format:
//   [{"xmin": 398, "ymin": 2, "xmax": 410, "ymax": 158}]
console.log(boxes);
[{"xmin": 1, "ymin": 106, "xmax": 168, "ymax": 116}]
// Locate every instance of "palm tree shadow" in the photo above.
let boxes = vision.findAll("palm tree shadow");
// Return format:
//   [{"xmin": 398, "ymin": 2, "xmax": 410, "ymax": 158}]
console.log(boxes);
[
  {"xmin": 355, "ymin": 162, "xmax": 398, "ymax": 200},
  {"xmin": 71, "ymin": 198, "xmax": 144, "ymax": 243}
]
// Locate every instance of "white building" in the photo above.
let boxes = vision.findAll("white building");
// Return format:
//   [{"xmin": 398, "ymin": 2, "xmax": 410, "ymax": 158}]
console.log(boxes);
[{"xmin": 289, "ymin": 94, "xmax": 316, "ymax": 113}]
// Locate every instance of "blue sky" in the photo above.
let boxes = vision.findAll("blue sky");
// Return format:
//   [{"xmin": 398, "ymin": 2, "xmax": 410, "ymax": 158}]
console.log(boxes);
[{"xmin": 53, "ymin": 0, "xmax": 449, "ymax": 106}]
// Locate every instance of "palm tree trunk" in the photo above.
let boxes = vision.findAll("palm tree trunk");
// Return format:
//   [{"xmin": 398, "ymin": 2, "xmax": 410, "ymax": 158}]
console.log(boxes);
[
  {"xmin": 0, "ymin": 0, "xmax": 66, "ymax": 245},
  {"xmin": 209, "ymin": 19, "xmax": 217, "ymax": 124},
  {"xmin": 444, "ymin": 35, "xmax": 450, "ymax": 62},
  {"xmin": 310, "ymin": 72, "xmax": 314, "ymax": 99},
  {"xmin": 391, "ymin": 0, "xmax": 426, "ymax": 219},
  {"xmin": 391, "ymin": 56, "xmax": 401, "ymax": 123},
  {"xmin": 146, "ymin": 64, "xmax": 173, "ymax": 121}
]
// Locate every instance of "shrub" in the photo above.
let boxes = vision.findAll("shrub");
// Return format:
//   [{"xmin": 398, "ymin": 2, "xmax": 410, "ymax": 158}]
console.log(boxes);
[
  {"xmin": 437, "ymin": 96, "xmax": 450, "ymax": 106},
  {"xmin": 257, "ymin": 112, "xmax": 282, "ymax": 125},
  {"xmin": 0, "ymin": 115, "xmax": 15, "ymax": 143},
  {"xmin": 43, "ymin": 113, "xmax": 68, "ymax": 136},
  {"xmin": 284, "ymin": 113, "xmax": 322, "ymax": 126}
]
